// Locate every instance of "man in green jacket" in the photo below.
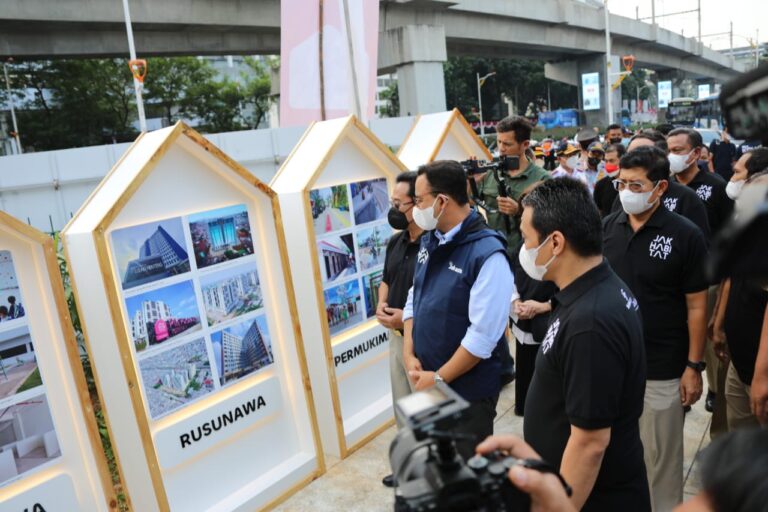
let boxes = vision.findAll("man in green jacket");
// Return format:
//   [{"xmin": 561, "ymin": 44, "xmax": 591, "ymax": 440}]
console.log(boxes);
[{"xmin": 477, "ymin": 116, "xmax": 551, "ymax": 255}]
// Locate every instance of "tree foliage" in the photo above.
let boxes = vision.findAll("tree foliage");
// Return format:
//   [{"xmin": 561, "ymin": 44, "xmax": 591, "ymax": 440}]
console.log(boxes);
[{"xmin": 443, "ymin": 57, "xmax": 578, "ymax": 121}]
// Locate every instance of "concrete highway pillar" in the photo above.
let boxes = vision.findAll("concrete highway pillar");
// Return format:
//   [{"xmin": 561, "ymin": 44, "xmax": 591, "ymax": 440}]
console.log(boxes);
[{"xmin": 378, "ymin": 25, "xmax": 447, "ymax": 115}]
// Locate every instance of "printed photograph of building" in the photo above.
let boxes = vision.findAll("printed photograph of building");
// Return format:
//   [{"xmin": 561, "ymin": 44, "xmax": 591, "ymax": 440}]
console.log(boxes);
[
  {"xmin": 323, "ymin": 279, "xmax": 363, "ymax": 336},
  {"xmin": 189, "ymin": 204, "xmax": 254, "ymax": 270},
  {"xmin": 351, "ymin": 178, "xmax": 388, "ymax": 225},
  {"xmin": 0, "ymin": 394, "xmax": 61, "ymax": 485},
  {"xmin": 138, "ymin": 337, "xmax": 215, "ymax": 419},
  {"xmin": 111, "ymin": 218, "xmax": 191, "ymax": 290},
  {"xmin": 363, "ymin": 270, "xmax": 384, "ymax": 318},
  {"xmin": 0, "ymin": 251, "xmax": 26, "ymax": 323},
  {"xmin": 0, "ymin": 325, "xmax": 40, "ymax": 402},
  {"xmin": 317, "ymin": 234, "xmax": 356, "ymax": 283},
  {"xmin": 199, "ymin": 263, "xmax": 263, "ymax": 326},
  {"xmin": 356, "ymin": 224, "xmax": 392, "ymax": 271},
  {"xmin": 124, "ymin": 280, "xmax": 202, "ymax": 352},
  {"xmin": 310, "ymin": 185, "xmax": 352, "ymax": 236},
  {"xmin": 211, "ymin": 315, "xmax": 273, "ymax": 386}
]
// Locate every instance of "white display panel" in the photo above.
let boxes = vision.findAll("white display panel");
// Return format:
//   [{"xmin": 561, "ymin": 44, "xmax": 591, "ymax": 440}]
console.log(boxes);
[
  {"xmin": 658, "ymin": 81, "xmax": 673, "ymax": 109},
  {"xmin": 397, "ymin": 108, "xmax": 492, "ymax": 170},
  {"xmin": 271, "ymin": 116, "xmax": 405, "ymax": 458},
  {"xmin": 62, "ymin": 123, "xmax": 323, "ymax": 512},
  {"xmin": 0, "ymin": 213, "xmax": 113, "ymax": 510}
]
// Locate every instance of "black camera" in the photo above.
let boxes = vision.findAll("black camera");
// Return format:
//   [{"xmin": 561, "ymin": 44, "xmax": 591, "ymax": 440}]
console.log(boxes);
[
  {"xmin": 461, "ymin": 155, "xmax": 520, "ymax": 176},
  {"xmin": 389, "ymin": 383, "xmax": 567, "ymax": 512}
]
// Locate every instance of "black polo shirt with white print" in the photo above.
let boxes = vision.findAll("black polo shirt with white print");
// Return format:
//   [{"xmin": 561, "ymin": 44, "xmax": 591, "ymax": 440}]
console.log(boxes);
[
  {"xmin": 603, "ymin": 205, "xmax": 709, "ymax": 380},
  {"xmin": 677, "ymin": 169, "xmax": 733, "ymax": 237},
  {"xmin": 524, "ymin": 261, "xmax": 649, "ymax": 512},
  {"xmin": 611, "ymin": 180, "xmax": 711, "ymax": 240}
]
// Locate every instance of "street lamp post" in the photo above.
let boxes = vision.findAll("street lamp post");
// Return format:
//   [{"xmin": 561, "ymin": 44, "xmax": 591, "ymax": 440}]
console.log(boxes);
[
  {"xmin": 121, "ymin": 0, "xmax": 147, "ymax": 132},
  {"xmin": 476, "ymin": 71, "xmax": 496, "ymax": 137},
  {"xmin": 2, "ymin": 61, "xmax": 22, "ymax": 154},
  {"xmin": 604, "ymin": 0, "xmax": 613, "ymax": 126}
]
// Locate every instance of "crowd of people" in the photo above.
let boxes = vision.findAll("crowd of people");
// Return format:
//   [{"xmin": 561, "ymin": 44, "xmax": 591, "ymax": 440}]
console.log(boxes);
[{"xmin": 377, "ymin": 115, "xmax": 768, "ymax": 511}]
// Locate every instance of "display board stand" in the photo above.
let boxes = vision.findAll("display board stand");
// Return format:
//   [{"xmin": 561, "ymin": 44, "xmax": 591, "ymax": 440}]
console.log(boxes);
[
  {"xmin": 271, "ymin": 116, "xmax": 406, "ymax": 459},
  {"xmin": 62, "ymin": 122, "xmax": 324, "ymax": 512},
  {"xmin": 0, "ymin": 212, "xmax": 115, "ymax": 511},
  {"xmin": 397, "ymin": 108, "xmax": 492, "ymax": 169}
]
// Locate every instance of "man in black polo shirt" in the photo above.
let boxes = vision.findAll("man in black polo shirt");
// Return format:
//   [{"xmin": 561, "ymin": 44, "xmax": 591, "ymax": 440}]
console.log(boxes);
[
  {"xmin": 603, "ymin": 146, "xmax": 708, "ymax": 511},
  {"xmin": 610, "ymin": 134, "xmax": 711, "ymax": 239},
  {"xmin": 519, "ymin": 179, "xmax": 649, "ymax": 511},
  {"xmin": 668, "ymin": 128, "xmax": 733, "ymax": 237},
  {"xmin": 709, "ymin": 128, "xmax": 737, "ymax": 181}
]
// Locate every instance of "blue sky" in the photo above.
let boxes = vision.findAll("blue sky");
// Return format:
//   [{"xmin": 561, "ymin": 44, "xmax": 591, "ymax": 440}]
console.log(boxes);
[
  {"xmin": 211, "ymin": 315, "xmax": 271, "ymax": 352},
  {"xmin": 324, "ymin": 279, "xmax": 361, "ymax": 305},
  {"xmin": 187, "ymin": 204, "xmax": 248, "ymax": 224},
  {"xmin": 111, "ymin": 217, "xmax": 188, "ymax": 278},
  {"xmin": 199, "ymin": 261, "xmax": 259, "ymax": 289},
  {"xmin": 124, "ymin": 280, "xmax": 200, "ymax": 320}
]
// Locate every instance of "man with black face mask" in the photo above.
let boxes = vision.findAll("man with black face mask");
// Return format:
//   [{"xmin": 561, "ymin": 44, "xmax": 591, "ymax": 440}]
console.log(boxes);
[
  {"xmin": 377, "ymin": 170, "xmax": 424, "ymax": 488},
  {"xmin": 605, "ymin": 123, "xmax": 623, "ymax": 145}
]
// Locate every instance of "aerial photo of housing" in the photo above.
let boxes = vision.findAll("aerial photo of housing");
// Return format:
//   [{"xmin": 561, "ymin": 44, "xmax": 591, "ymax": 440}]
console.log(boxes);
[
  {"xmin": 189, "ymin": 204, "xmax": 254, "ymax": 270},
  {"xmin": 317, "ymin": 233, "xmax": 356, "ymax": 283},
  {"xmin": 310, "ymin": 185, "xmax": 352, "ymax": 236},
  {"xmin": 111, "ymin": 217, "xmax": 191, "ymax": 290},
  {"xmin": 200, "ymin": 263, "xmax": 263, "ymax": 326},
  {"xmin": 138, "ymin": 337, "xmax": 215, "ymax": 419},
  {"xmin": 350, "ymin": 178, "xmax": 388, "ymax": 225},
  {"xmin": 125, "ymin": 280, "xmax": 202, "ymax": 352},
  {"xmin": 211, "ymin": 315, "xmax": 273, "ymax": 386},
  {"xmin": 0, "ymin": 394, "xmax": 61, "ymax": 484}
]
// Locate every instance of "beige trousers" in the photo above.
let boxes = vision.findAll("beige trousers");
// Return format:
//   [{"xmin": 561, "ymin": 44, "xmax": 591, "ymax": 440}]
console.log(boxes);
[
  {"xmin": 640, "ymin": 379, "xmax": 684, "ymax": 512},
  {"xmin": 725, "ymin": 364, "xmax": 759, "ymax": 431},
  {"xmin": 389, "ymin": 329, "xmax": 414, "ymax": 429}
]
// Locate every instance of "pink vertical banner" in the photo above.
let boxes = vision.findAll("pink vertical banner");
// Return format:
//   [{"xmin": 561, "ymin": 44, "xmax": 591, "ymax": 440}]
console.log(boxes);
[{"xmin": 280, "ymin": 0, "xmax": 380, "ymax": 127}]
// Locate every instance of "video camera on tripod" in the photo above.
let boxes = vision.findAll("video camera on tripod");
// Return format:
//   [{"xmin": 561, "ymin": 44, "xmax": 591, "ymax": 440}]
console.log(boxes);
[
  {"xmin": 460, "ymin": 156, "xmax": 520, "ymax": 231},
  {"xmin": 389, "ymin": 382, "xmax": 571, "ymax": 511}
]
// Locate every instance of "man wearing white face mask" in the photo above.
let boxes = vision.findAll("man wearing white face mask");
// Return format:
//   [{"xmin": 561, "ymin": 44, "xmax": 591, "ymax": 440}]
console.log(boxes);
[
  {"xmin": 603, "ymin": 146, "xmax": 709, "ymax": 512},
  {"xmin": 551, "ymin": 143, "xmax": 587, "ymax": 185},
  {"xmin": 519, "ymin": 178, "xmax": 649, "ymax": 511},
  {"xmin": 402, "ymin": 160, "xmax": 514, "ymax": 460},
  {"xmin": 725, "ymin": 148, "xmax": 768, "ymax": 202},
  {"xmin": 668, "ymin": 128, "xmax": 733, "ymax": 238}
]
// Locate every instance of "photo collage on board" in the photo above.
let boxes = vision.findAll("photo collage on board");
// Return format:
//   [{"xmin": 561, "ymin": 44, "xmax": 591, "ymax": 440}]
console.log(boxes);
[
  {"xmin": 110, "ymin": 204, "xmax": 275, "ymax": 421},
  {"xmin": 312, "ymin": 177, "xmax": 391, "ymax": 337},
  {"xmin": 0, "ymin": 250, "xmax": 62, "ymax": 487}
]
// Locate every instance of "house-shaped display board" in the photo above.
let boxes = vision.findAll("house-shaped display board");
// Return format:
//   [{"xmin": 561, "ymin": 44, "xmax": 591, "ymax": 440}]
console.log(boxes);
[
  {"xmin": 397, "ymin": 108, "xmax": 492, "ymax": 169},
  {"xmin": 0, "ymin": 212, "xmax": 115, "ymax": 511},
  {"xmin": 271, "ymin": 116, "xmax": 406, "ymax": 458},
  {"xmin": 62, "ymin": 122, "xmax": 324, "ymax": 512}
]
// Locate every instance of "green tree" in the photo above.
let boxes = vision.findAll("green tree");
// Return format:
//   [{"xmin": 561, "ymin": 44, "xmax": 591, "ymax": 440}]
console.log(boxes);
[
  {"xmin": 378, "ymin": 82, "xmax": 399, "ymax": 118},
  {"xmin": 183, "ymin": 78, "xmax": 246, "ymax": 133},
  {"xmin": 143, "ymin": 57, "xmax": 215, "ymax": 125},
  {"xmin": 240, "ymin": 57, "xmax": 272, "ymax": 128}
]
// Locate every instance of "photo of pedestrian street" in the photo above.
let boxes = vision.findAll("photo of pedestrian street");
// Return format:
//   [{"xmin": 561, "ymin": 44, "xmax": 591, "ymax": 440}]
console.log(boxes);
[
  {"xmin": 323, "ymin": 279, "xmax": 363, "ymax": 336},
  {"xmin": 310, "ymin": 185, "xmax": 352, "ymax": 236},
  {"xmin": 0, "ymin": 326, "xmax": 41, "ymax": 402},
  {"xmin": 210, "ymin": 315, "xmax": 274, "ymax": 386},
  {"xmin": 0, "ymin": 251, "xmax": 26, "ymax": 323},
  {"xmin": 111, "ymin": 217, "xmax": 191, "ymax": 290},
  {"xmin": 124, "ymin": 280, "xmax": 202, "ymax": 352},
  {"xmin": 356, "ymin": 224, "xmax": 392, "ymax": 271},
  {"xmin": 200, "ymin": 263, "xmax": 263, "ymax": 327},
  {"xmin": 0, "ymin": 394, "xmax": 61, "ymax": 485},
  {"xmin": 351, "ymin": 178, "xmax": 388, "ymax": 225},
  {"xmin": 189, "ymin": 204, "xmax": 254, "ymax": 270},
  {"xmin": 138, "ymin": 337, "xmax": 214, "ymax": 419},
  {"xmin": 317, "ymin": 234, "xmax": 356, "ymax": 283}
]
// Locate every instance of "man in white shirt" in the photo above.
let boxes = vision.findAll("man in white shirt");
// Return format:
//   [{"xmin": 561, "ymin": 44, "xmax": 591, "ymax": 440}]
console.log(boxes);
[{"xmin": 551, "ymin": 142, "xmax": 588, "ymax": 187}]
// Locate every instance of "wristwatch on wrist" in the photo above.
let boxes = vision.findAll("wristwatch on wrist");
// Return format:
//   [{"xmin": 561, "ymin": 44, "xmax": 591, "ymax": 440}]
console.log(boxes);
[
  {"xmin": 434, "ymin": 371, "xmax": 445, "ymax": 384},
  {"xmin": 686, "ymin": 360, "xmax": 707, "ymax": 372}
]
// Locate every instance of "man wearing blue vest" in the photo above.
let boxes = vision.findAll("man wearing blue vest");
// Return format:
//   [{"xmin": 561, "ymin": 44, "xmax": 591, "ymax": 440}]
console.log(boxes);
[{"xmin": 402, "ymin": 160, "xmax": 515, "ymax": 459}]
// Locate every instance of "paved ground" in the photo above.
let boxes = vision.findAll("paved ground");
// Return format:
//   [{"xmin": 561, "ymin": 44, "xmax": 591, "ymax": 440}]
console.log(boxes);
[{"xmin": 276, "ymin": 369, "xmax": 713, "ymax": 512}]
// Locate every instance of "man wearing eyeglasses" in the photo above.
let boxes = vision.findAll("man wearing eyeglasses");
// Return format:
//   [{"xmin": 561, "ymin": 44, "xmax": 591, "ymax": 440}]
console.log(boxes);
[{"xmin": 602, "ymin": 146, "xmax": 709, "ymax": 511}]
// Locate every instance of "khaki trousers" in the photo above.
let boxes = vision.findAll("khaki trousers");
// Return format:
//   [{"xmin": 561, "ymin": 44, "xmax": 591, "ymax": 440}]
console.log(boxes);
[
  {"xmin": 725, "ymin": 364, "xmax": 759, "ymax": 431},
  {"xmin": 389, "ymin": 329, "xmax": 414, "ymax": 429},
  {"xmin": 640, "ymin": 379, "xmax": 684, "ymax": 512}
]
